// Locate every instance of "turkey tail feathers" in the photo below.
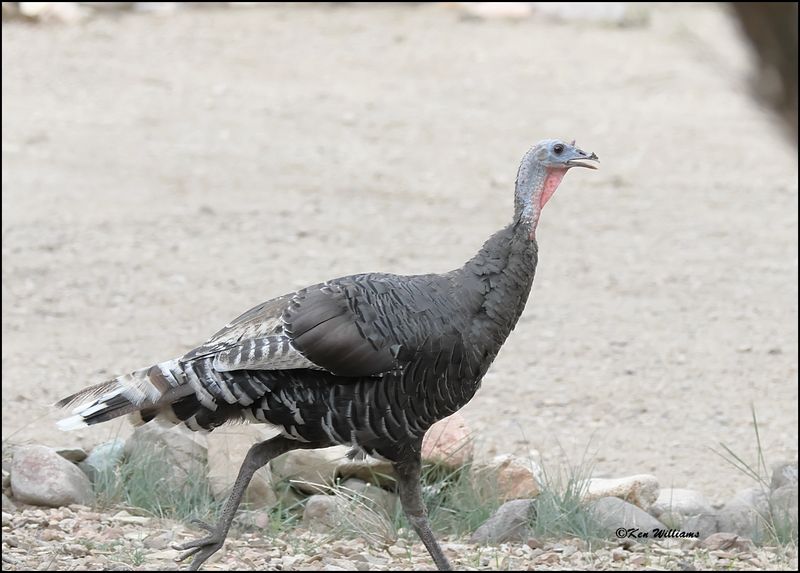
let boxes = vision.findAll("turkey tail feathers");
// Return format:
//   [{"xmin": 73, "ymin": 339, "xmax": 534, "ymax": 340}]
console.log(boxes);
[{"xmin": 55, "ymin": 359, "xmax": 194, "ymax": 430}]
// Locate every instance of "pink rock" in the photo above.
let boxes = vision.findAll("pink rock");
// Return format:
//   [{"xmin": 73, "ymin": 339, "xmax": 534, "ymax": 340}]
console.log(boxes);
[
  {"xmin": 486, "ymin": 454, "xmax": 542, "ymax": 501},
  {"xmin": 421, "ymin": 413, "xmax": 473, "ymax": 469},
  {"xmin": 10, "ymin": 445, "xmax": 94, "ymax": 507}
]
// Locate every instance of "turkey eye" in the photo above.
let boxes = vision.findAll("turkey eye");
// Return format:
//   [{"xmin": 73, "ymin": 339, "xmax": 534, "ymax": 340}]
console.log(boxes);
[{"xmin": 553, "ymin": 144, "xmax": 564, "ymax": 155}]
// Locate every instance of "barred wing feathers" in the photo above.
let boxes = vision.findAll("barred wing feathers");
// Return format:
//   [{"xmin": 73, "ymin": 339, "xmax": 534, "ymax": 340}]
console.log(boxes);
[{"xmin": 56, "ymin": 272, "xmax": 461, "ymax": 431}]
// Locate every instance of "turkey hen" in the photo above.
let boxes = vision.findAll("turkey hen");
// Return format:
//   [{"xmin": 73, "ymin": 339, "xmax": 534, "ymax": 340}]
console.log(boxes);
[{"xmin": 56, "ymin": 138, "xmax": 598, "ymax": 571}]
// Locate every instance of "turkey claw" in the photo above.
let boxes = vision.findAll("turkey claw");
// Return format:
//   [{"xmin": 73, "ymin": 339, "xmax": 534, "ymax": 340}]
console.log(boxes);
[{"xmin": 172, "ymin": 521, "xmax": 225, "ymax": 570}]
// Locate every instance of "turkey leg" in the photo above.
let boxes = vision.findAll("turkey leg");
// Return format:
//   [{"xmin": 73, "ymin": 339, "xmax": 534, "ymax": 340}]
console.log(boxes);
[
  {"xmin": 174, "ymin": 436, "xmax": 320, "ymax": 571},
  {"xmin": 394, "ymin": 453, "xmax": 453, "ymax": 571}
]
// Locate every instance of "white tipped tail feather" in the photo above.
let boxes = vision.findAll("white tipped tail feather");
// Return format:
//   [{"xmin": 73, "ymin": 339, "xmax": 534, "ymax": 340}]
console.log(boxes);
[
  {"xmin": 56, "ymin": 414, "xmax": 89, "ymax": 431},
  {"xmin": 54, "ymin": 359, "xmax": 194, "ymax": 430}
]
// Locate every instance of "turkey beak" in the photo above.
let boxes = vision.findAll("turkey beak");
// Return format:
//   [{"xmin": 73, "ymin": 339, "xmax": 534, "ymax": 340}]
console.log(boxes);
[{"xmin": 566, "ymin": 151, "xmax": 599, "ymax": 170}]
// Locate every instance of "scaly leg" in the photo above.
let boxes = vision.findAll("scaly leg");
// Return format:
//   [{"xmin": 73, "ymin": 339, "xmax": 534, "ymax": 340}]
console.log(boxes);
[
  {"xmin": 394, "ymin": 453, "xmax": 453, "ymax": 571},
  {"xmin": 174, "ymin": 436, "xmax": 317, "ymax": 571}
]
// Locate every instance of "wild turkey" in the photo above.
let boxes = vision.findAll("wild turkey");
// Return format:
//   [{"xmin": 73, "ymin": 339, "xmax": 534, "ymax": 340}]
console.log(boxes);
[{"xmin": 56, "ymin": 139, "xmax": 598, "ymax": 571}]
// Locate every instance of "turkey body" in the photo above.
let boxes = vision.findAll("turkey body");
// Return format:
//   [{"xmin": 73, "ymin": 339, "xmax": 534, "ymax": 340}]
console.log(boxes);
[
  {"xmin": 56, "ymin": 138, "xmax": 596, "ymax": 571},
  {"xmin": 64, "ymin": 223, "xmax": 537, "ymax": 464}
]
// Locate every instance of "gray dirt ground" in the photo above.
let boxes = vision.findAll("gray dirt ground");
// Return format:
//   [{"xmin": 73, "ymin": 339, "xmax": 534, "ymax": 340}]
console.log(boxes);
[{"xmin": 2, "ymin": 3, "xmax": 798, "ymax": 506}]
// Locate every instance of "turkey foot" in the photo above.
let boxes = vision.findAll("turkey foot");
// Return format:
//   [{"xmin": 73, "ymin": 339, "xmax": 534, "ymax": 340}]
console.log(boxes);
[{"xmin": 174, "ymin": 519, "xmax": 225, "ymax": 571}]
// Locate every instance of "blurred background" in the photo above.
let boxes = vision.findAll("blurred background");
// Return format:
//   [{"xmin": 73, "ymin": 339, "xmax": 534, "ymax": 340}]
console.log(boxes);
[{"xmin": 2, "ymin": 2, "xmax": 797, "ymax": 504}]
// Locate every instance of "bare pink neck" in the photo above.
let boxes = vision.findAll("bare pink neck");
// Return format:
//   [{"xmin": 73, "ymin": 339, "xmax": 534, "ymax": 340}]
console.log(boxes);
[{"xmin": 527, "ymin": 167, "xmax": 567, "ymax": 240}]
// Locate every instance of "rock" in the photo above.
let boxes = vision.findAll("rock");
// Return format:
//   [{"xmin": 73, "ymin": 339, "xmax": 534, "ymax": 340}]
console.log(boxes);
[
  {"xmin": 454, "ymin": 2, "xmax": 535, "ymax": 21},
  {"xmin": 302, "ymin": 491, "xmax": 396, "ymax": 543},
  {"xmin": 682, "ymin": 512, "xmax": 720, "ymax": 540},
  {"xmin": 2, "ymin": 469, "xmax": 9, "ymax": 490},
  {"xmin": 272, "ymin": 446, "xmax": 347, "ymax": 494},
  {"xmin": 80, "ymin": 439, "xmax": 125, "ymax": 481},
  {"xmin": 716, "ymin": 487, "xmax": 769, "ymax": 541},
  {"xmin": 124, "ymin": 423, "xmax": 207, "ymax": 484},
  {"xmin": 2, "ymin": 493, "xmax": 17, "ymax": 512},
  {"xmin": 476, "ymin": 454, "xmax": 542, "ymax": 501},
  {"xmin": 770, "ymin": 485, "xmax": 798, "ymax": 532},
  {"xmin": 711, "ymin": 481, "xmax": 797, "ymax": 545},
  {"xmin": 530, "ymin": 2, "xmax": 649, "ymax": 27},
  {"xmin": 585, "ymin": 474, "xmax": 659, "ymax": 510},
  {"xmin": 301, "ymin": 494, "xmax": 348, "ymax": 532},
  {"xmin": 656, "ymin": 510, "xmax": 683, "ymax": 528},
  {"xmin": 336, "ymin": 454, "xmax": 395, "ymax": 488},
  {"xmin": 526, "ymin": 538, "xmax": 544, "ymax": 550},
  {"xmin": 111, "ymin": 509, "xmax": 151, "ymax": 525},
  {"xmin": 339, "ymin": 478, "xmax": 398, "ymax": 516},
  {"xmin": 81, "ymin": 2, "xmax": 136, "ymax": 11},
  {"xmin": 207, "ymin": 426, "xmax": 277, "ymax": 509},
  {"xmin": 421, "ymin": 413, "xmax": 474, "ymax": 470},
  {"xmin": 699, "ymin": 532, "xmax": 753, "ymax": 552},
  {"xmin": 10, "ymin": 445, "xmax": 94, "ymax": 507},
  {"xmin": 54, "ymin": 447, "xmax": 88, "ymax": 463},
  {"xmin": 18, "ymin": 1, "xmax": 91, "ymax": 23},
  {"xmin": 272, "ymin": 446, "xmax": 395, "ymax": 493},
  {"xmin": 233, "ymin": 509, "xmax": 273, "ymax": 530},
  {"xmin": 650, "ymin": 488, "xmax": 713, "ymax": 519},
  {"xmin": 770, "ymin": 461, "xmax": 798, "ymax": 491},
  {"xmin": 143, "ymin": 531, "xmax": 174, "ymax": 550},
  {"xmin": 589, "ymin": 497, "xmax": 665, "ymax": 536},
  {"xmin": 470, "ymin": 499, "xmax": 535, "ymax": 544}
]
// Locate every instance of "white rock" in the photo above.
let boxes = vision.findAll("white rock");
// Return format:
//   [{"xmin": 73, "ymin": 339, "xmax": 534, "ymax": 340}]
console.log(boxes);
[
  {"xmin": 18, "ymin": 2, "xmax": 91, "ymax": 23},
  {"xmin": 650, "ymin": 488, "xmax": 713, "ymax": 518},
  {"xmin": 585, "ymin": 474, "xmax": 659, "ymax": 510},
  {"xmin": 10, "ymin": 445, "xmax": 94, "ymax": 507},
  {"xmin": 207, "ymin": 426, "xmax": 277, "ymax": 509}
]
